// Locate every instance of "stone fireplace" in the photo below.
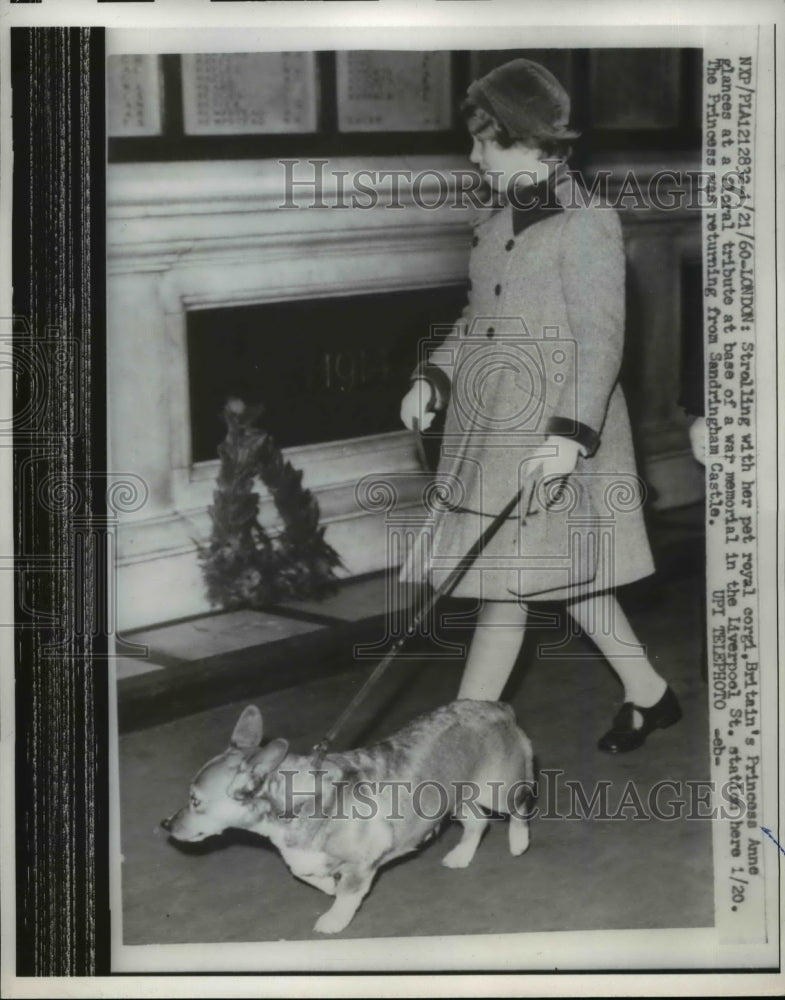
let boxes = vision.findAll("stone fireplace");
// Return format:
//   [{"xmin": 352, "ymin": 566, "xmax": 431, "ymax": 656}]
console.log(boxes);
[
  {"xmin": 109, "ymin": 155, "xmax": 702, "ymax": 630},
  {"xmin": 108, "ymin": 157, "xmax": 474, "ymax": 629}
]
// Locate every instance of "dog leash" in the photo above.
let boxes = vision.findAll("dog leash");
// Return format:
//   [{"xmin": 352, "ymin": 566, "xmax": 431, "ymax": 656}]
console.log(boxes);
[{"xmin": 311, "ymin": 464, "xmax": 535, "ymax": 764}]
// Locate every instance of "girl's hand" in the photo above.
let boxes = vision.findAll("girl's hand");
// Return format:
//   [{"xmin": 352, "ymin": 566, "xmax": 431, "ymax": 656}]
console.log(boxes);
[
  {"xmin": 688, "ymin": 415, "xmax": 706, "ymax": 465},
  {"xmin": 400, "ymin": 379, "xmax": 437, "ymax": 431},
  {"xmin": 531, "ymin": 436, "xmax": 581, "ymax": 481}
]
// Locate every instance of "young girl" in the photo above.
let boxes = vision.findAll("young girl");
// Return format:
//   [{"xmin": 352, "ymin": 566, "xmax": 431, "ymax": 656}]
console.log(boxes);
[{"xmin": 400, "ymin": 58, "xmax": 681, "ymax": 752}]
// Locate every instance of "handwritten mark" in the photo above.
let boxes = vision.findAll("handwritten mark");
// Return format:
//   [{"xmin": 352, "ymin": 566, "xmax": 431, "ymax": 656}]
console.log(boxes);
[{"xmin": 760, "ymin": 827, "xmax": 785, "ymax": 856}]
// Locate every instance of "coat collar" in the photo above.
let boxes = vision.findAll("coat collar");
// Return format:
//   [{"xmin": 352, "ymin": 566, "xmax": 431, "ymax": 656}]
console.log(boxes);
[{"xmin": 510, "ymin": 161, "xmax": 569, "ymax": 236}]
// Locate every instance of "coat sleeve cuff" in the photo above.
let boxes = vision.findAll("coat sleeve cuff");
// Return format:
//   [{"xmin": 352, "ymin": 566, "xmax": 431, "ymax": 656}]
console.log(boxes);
[
  {"xmin": 411, "ymin": 363, "xmax": 452, "ymax": 410},
  {"xmin": 545, "ymin": 416, "xmax": 601, "ymax": 457}
]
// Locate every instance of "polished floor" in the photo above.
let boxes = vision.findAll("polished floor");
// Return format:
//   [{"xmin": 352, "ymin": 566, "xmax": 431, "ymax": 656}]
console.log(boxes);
[{"xmin": 118, "ymin": 571, "xmax": 712, "ymax": 947}]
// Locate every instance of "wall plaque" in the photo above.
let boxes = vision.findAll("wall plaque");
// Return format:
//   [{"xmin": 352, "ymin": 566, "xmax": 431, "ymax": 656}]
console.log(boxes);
[
  {"xmin": 107, "ymin": 54, "xmax": 163, "ymax": 137},
  {"xmin": 182, "ymin": 52, "xmax": 318, "ymax": 135},
  {"xmin": 336, "ymin": 51, "xmax": 452, "ymax": 132}
]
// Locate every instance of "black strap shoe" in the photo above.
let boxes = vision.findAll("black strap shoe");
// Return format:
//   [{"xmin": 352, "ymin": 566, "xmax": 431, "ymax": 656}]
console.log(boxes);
[{"xmin": 597, "ymin": 686, "xmax": 682, "ymax": 753}]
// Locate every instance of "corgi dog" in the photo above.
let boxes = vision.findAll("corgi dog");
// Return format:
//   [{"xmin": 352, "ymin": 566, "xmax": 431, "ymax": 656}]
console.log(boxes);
[{"xmin": 162, "ymin": 700, "xmax": 535, "ymax": 934}]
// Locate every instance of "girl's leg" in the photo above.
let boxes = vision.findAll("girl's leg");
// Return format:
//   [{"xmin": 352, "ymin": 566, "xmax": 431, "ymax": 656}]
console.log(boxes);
[
  {"xmin": 566, "ymin": 590, "xmax": 667, "ymax": 716},
  {"xmin": 457, "ymin": 600, "xmax": 528, "ymax": 701},
  {"xmin": 568, "ymin": 590, "xmax": 682, "ymax": 752}
]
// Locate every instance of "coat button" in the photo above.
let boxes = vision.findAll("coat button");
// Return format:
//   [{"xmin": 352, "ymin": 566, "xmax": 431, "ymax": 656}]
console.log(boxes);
[
  {"xmin": 472, "ymin": 235, "xmax": 479, "ymax": 247},
  {"xmin": 505, "ymin": 239, "xmax": 515, "ymax": 251},
  {"xmin": 486, "ymin": 327, "xmax": 495, "ymax": 338},
  {"xmin": 494, "ymin": 283, "xmax": 501, "ymax": 295}
]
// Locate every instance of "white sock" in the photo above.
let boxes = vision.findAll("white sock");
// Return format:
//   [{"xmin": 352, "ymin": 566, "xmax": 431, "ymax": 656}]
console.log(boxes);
[{"xmin": 566, "ymin": 593, "xmax": 668, "ymax": 726}]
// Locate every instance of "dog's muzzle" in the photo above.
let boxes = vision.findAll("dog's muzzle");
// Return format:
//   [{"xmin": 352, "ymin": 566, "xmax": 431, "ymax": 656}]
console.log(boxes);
[{"xmin": 160, "ymin": 815, "xmax": 173, "ymax": 832}]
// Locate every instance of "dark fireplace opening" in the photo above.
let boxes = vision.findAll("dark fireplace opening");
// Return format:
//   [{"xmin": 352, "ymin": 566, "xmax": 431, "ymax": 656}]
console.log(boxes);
[{"xmin": 187, "ymin": 285, "xmax": 467, "ymax": 463}]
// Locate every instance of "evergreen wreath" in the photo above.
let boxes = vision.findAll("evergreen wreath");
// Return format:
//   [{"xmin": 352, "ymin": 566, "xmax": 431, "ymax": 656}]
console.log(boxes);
[{"xmin": 198, "ymin": 398, "xmax": 343, "ymax": 609}]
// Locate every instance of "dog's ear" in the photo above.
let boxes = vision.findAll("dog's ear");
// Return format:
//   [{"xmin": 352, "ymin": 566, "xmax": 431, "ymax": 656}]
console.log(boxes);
[
  {"xmin": 227, "ymin": 738, "xmax": 290, "ymax": 799},
  {"xmin": 248, "ymin": 738, "xmax": 289, "ymax": 778},
  {"xmin": 248, "ymin": 737, "xmax": 289, "ymax": 778},
  {"xmin": 230, "ymin": 706, "xmax": 263, "ymax": 749}
]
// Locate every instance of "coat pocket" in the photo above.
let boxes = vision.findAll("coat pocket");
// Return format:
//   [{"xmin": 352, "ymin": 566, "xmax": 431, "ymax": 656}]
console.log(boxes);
[
  {"xmin": 424, "ymin": 474, "xmax": 601, "ymax": 601},
  {"xmin": 505, "ymin": 475, "xmax": 599, "ymax": 598}
]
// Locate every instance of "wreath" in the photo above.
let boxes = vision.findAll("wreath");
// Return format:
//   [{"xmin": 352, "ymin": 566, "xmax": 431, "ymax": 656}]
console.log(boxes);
[{"xmin": 198, "ymin": 398, "xmax": 343, "ymax": 609}]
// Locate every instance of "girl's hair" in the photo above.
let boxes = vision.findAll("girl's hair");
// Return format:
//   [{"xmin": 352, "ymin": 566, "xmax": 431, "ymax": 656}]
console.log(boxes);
[{"xmin": 459, "ymin": 97, "xmax": 575, "ymax": 160}]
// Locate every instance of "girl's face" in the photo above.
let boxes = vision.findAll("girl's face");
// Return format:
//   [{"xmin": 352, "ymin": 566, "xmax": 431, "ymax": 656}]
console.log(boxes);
[{"xmin": 469, "ymin": 133, "xmax": 547, "ymax": 191}]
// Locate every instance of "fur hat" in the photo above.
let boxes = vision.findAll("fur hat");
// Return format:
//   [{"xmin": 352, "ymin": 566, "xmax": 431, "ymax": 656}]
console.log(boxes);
[{"xmin": 466, "ymin": 58, "xmax": 580, "ymax": 142}]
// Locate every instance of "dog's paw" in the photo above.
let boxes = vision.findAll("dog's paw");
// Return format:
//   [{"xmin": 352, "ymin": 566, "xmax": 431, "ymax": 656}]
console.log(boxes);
[
  {"xmin": 441, "ymin": 845, "xmax": 474, "ymax": 869},
  {"xmin": 314, "ymin": 910, "xmax": 350, "ymax": 934}
]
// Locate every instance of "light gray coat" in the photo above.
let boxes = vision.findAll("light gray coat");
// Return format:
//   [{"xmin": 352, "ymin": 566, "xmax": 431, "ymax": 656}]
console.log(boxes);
[{"xmin": 401, "ymin": 168, "xmax": 655, "ymax": 601}]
